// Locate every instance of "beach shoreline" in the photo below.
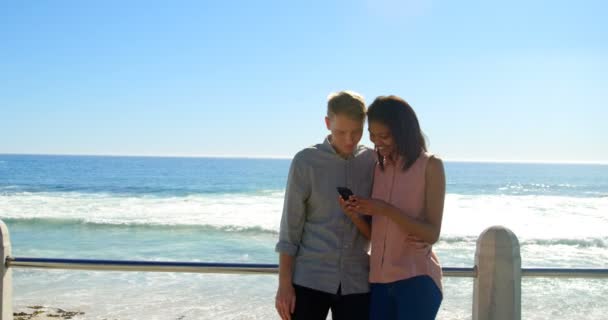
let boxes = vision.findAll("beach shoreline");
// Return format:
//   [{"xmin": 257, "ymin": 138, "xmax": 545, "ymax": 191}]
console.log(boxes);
[{"xmin": 13, "ymin": 306, "xmax": 85, "ymax": 320}]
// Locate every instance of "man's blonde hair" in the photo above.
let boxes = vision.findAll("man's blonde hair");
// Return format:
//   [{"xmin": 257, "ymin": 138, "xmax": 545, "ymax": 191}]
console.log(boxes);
[{"xmin": 327, "ymin": 90, "xmax": 366, "ymax": 121}]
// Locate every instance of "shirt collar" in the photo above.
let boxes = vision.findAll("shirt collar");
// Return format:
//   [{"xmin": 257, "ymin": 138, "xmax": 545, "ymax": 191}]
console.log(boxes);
[{"xmin": 322, "ymin": 135, "xmax": 358, "ymax": 159}]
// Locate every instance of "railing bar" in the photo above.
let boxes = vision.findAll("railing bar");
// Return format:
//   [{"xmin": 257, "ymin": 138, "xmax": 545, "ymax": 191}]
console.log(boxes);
[
  {"xmin": 7, "ymin": 257, "xmax": 477, "ymax": 276},
  {"xmin": 7, "ymin": 257, "xmax": 607, "ymax": 278},
  {"xmin": 522, "ymin": 268, "xmax": 608, "ymax": 278},
  {"xmin": 8, "ymin": 257, "xmax": 276, "ymax": 269}
]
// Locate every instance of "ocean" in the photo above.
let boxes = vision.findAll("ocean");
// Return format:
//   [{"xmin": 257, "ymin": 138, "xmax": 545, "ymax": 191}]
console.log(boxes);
[{"xmin": 0, "ymin": 154, "xmax": 606, "ymax": 319}]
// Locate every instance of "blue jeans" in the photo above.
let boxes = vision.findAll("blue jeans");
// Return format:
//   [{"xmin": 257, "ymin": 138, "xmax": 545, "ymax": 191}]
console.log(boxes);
[{"xmin": 370, "ymin": 276, "xmax": 442, "ymax": 320}]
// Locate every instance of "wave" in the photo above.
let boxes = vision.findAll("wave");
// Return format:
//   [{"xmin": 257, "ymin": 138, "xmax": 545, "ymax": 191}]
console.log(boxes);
[
  {"xmin": 438, "ymin": 236, "xmax": 478, "ymax": 244},
  {"xmin": 438, "ymin": 235, "xmax": 608, "ymax": 248},
  {"xmin": 0, "ymin": 184, "xmax": 285, "ymax": 198},
  {"xmin": 0, "ymin": 191, "xmax": 284, "ymax": 233},
  {"xmin": 441, "ymin": 194, "xmax": 608, "ymax": 240},
  {"xmin": 3, "ymin": 179, "xmax": 606, "ymax": 198},
  {"xmin": 522, "ymin": 238, "xmax": 608, "ymax": 248},
  {"xmin": 1, "ymin": 192, "xmax": 607, "ymax": 240},
  {"xmin": 4, "ymin": 216, "xmax": 605, "ymax": 249},
  {"xmin": 452, "ymin": 183, "xmax": 608, "ymax": 198},
  {"xmin": 2, "ymin": 217, "xmax": 278, "ymax": 235}
]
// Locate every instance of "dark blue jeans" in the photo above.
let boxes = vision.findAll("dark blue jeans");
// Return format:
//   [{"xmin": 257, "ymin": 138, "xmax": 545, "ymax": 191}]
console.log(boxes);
[
  {"xmin": 370, "ymin": 276, "xmax": 442, "ymax": 320},
  {"xmin": 292, "ymin": 284, "xmax": 370, "ymax": 320}
]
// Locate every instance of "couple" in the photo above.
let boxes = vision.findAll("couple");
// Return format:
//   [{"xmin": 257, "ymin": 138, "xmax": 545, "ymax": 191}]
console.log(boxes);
[{"xmin": 275, "ymin": 91, "xmax": 446, "ymax": 320}]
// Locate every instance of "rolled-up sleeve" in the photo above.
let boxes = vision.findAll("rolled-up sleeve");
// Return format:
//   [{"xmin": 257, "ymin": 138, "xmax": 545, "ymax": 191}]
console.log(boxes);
[{"xmin": 275, "ymin": 155, "xmax": 309, "ymax": 256}]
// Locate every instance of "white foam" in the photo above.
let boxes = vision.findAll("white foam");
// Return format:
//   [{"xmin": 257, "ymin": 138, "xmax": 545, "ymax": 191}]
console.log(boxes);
[
  {"xmin": 442, "ymin": 194, "xmax": 608, "ymax": 240},
  {"xmin": 0, "ymin": 192, "xmax": 284, "ymax": 233},
  {"xmin": 1, "ymin": 192, "xmax": 607, "ymax": 240}
]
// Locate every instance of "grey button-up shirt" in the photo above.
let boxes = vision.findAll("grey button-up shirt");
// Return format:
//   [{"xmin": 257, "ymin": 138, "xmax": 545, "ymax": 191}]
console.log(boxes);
[{"xmin": 275, "ymin": 137, "xmax": 376, "ymax": 295}]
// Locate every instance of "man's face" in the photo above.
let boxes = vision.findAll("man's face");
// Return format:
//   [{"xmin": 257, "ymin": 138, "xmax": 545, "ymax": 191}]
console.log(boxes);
[{"xmin": 325, "ymin": 114, "xmax": 364, "ymax": 157}]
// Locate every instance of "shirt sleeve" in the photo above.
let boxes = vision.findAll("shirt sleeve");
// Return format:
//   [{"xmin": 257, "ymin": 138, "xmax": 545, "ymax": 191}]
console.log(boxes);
[{"xmin": 275, "ymin": 155, "xmax": 310, "ymax": 256}]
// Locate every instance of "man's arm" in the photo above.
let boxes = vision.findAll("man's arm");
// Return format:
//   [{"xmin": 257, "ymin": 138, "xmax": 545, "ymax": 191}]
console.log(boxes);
[
  {"xmin": 275, "ymin": 156, "xmax": 309, "ymax": 255},
  {"xmin": 278, "ymin": 253, "xmax": 295, "ymax": 287},
  {"xmin": 275, "ymin": 156, "xmax": 309, "ymax": 320}
]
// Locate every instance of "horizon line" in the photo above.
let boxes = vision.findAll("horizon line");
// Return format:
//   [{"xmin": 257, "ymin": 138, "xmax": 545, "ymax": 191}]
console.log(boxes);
[{"xmin": 1, "ymin": 152, "xmax": 608, "ymax": 165}]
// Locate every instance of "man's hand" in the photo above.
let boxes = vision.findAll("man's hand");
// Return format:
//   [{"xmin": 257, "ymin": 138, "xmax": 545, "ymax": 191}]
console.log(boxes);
[
  {"xmin": 275, "ymin": 282, "xmax": 296, "ymax": 320},
  {"xmin": 338, "ymin": 196, "xmax": 358, "ymax": 219}
]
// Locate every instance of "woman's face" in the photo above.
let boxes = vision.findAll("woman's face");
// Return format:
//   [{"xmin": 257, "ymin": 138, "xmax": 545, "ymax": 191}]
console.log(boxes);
[{"xmin": 369, "ymin": 121, "xmax": 396, "ymax": 159}]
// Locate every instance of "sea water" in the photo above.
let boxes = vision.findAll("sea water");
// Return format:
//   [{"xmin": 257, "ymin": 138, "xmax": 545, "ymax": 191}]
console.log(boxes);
[{"xmin": 1, "ymin": 154, "xmax": 606, "ymax": 319}]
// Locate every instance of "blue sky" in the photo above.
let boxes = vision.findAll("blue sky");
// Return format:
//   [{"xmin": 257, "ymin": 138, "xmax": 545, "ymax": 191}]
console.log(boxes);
[{"xmin": 1, "ymin": 0, "xmax": 606, "ymax": 163}]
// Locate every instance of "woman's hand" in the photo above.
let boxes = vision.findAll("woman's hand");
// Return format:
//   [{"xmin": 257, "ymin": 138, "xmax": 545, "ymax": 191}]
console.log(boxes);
[{"xmin": 351, "ymin": 196, "xmax": 391, "ymax": 216}]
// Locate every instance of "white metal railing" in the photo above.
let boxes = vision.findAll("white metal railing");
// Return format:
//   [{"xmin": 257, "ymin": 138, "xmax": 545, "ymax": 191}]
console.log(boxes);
[
  {"xmin": 4, "ymin": 257, "xmax": 478, "ymax": 276},
  {"xmin": 6, "ymin": 258, "xmax": 607, "ymax": 278},
  {"xmin": 1, "ymin": 221, "xmax": 607, "ymax": 320}
]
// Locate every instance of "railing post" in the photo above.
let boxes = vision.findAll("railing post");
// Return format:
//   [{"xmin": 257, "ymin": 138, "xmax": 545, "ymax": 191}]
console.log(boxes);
[
  {"xmin": 473, "ymin": 226, "xmax": 521, "ymax": 320},
  {"xmin": 0, "ymin": 220, "xmax": 13, "ymax": 320}
]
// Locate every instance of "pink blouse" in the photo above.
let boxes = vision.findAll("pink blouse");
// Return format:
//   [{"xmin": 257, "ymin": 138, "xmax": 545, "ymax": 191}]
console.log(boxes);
[{"xmin": 368, "ymin": 152, "xmax": 442, "ymax": 291}]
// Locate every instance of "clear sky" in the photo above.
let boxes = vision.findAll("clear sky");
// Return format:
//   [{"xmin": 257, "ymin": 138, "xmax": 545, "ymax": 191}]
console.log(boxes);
[{"xmin": 1, "ymin": 0, "xmax": 606, "ymax": 163}]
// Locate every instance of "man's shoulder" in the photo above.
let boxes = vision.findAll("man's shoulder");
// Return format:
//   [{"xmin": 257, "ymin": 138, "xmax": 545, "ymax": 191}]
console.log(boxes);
[
  {"xmin": 291, "ymin": 145, "xmax": 323, "ymax": 165},
  {"xmin": 355, "ymin": 145, "xmax": 374, "ymax": 153},
  {"xmin": 354, "ymin": 145, "xmax": 376, "ymax": 161}
]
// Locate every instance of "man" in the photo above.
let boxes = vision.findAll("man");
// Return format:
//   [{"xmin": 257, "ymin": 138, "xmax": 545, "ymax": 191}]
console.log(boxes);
[{"xmin": 275, "ymin": 91, "xmax": 376, "ymax": 320}]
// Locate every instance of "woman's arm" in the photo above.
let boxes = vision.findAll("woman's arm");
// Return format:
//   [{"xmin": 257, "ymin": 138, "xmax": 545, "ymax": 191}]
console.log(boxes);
[{"xmin": 353, "ymin": 157, "xmax": 445, "ymax": 244}]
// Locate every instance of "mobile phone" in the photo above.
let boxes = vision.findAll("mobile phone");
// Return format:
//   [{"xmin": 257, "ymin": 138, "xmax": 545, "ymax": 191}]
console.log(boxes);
[{"xmin": 336, "ymin": 187, "xmax": 354, "ymax": 201}]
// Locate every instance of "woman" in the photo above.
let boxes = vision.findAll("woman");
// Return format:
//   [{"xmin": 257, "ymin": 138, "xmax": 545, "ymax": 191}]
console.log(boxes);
[{"xmin": 341, "ymin": 95, "xmax": 446, "ymax": 319}]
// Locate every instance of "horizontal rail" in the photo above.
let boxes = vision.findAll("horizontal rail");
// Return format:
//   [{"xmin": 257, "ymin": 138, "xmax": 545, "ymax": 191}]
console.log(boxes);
[
  {"xmin": 444, "ymin": 267, "xmax": 476, "ymax": 277},
  {"xmin": 6, "ymin": 257, "xmax": 277, "ymax": 274},
  {"xmin": 8, "ymin": 257, "xmax": 608, "ymax": 279},
  {"xmin": 522, "ymin": 268, "xmax": 608, "ymax": 278},
  {"xmin": 7, "ymin": 257, "xmax": 476, "ymax": 277}
]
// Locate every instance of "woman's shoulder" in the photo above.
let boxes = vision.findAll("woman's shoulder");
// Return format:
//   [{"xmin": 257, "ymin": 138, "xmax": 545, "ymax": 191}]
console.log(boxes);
[
  {"xmin": 426, "ymin": 153, "xmax": 442, "ymax": 163},
  {"xmin": 421, "ymin": 152, "xmax": 442, "ymax": 164},
  {"xmin": 425, "ymin": 153, "xmax": 445, "ymax": 179}
]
